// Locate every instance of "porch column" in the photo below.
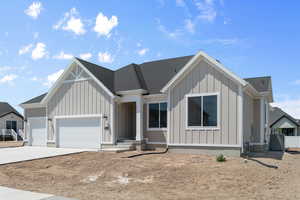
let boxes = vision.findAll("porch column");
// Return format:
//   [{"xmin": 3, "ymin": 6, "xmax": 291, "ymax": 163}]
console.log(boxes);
[
  {"xmin": 136, "ymin": 96, "xmax": 143, "ymax": 141},
  {"xmin": 260, "ymin": 98, "xmax": 265, "ymax": 143}
]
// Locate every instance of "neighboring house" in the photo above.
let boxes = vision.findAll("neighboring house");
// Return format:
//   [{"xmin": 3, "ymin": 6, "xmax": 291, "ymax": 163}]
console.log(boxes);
[
  {"xmin": 269, "ymin": 106, "xmax": 300, "ymax": 136},
  {"xmin": 20, "ymin": 51, "xmax": 274, "ymax": 156},
  {"xmin": 0, "ymin": 102, "xmax": 24, "ymax": 140}
]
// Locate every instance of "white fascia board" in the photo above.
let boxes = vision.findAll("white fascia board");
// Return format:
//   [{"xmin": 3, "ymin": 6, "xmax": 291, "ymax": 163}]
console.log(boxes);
[
  {"xmin": 116, "ymin": 89, "xmax": 148, "ymax": 96},
  {"xmin": 75, "ymin": 58, "xmax": 115, "ymax": 99},
  {"xmin": 41, "ymin": 58, "xmax": 115, "ymax": 104},
  {"xmin": 41, "ymin": 58, "xmax": 77, "ymax": 104},
  {"xmin": 161, "ymin": 51, "xmax": 248, "ymax": 93},
  {"xmin": 19, "ymin": 103, "xmax": 45, "ymax": 109}
]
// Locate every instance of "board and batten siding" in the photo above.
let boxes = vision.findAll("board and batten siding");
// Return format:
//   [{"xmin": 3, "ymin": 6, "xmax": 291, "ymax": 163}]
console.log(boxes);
[
  {"xmin": 243, "ymin": 92, "xmax": 254, "ymax": 145},
  {"xmin": 169, "ymin": 60, "xmax": 241, "ymax": 146},
  {"xmin": 47, "ymin": 78, "xmax": 112, "ymax": 143}
]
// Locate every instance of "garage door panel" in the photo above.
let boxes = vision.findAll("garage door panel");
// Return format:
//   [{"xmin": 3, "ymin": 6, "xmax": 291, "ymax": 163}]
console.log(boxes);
[
  {"xmin": 57, "ymin": 117, "xmax": 101, "ymax": 149},
  {"xmin": 29, "ymin": 118, "xmax": 47, "ymax": 146}
]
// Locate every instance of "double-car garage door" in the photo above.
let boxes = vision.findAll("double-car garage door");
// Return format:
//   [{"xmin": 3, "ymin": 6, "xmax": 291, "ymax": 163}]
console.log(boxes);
[
  {"xmin": 56, "ymin": 117, "xmax": 101, "ymax": 149},
  {"xmin": 29, "ymin": 116, "xmax": 102, "ymax": 149}
]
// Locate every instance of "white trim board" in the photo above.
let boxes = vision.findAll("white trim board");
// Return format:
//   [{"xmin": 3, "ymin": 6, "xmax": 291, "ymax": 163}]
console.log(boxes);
[
  {"xmin": 168, "ymin": 143, "xmax": 241, "ymax": 148},
  {"xmin": 147, "ymin": 101, "xmax": 168, "ymax": 131},
  {"xmin": 41, "ymin": 58, "xmax": 115, "ymax": 105},
  {"xmin": 185, "ymin": 92, "xmax": 220, "ymax": 130},
  {"xmin": 161, "ymin": 51, "xmax": 248, "ymax": 93}
]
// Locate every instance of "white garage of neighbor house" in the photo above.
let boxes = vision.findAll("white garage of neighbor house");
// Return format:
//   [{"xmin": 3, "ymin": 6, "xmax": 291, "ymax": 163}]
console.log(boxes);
[{"xmin": 20, "ymin": 51, "xmax": 274, "ymax": 156}]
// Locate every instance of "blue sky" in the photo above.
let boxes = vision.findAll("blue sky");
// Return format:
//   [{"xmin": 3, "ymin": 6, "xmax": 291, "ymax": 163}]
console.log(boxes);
[{"xmin": 0, "ymin": 0, "xmax": 299, "ymax": 117}]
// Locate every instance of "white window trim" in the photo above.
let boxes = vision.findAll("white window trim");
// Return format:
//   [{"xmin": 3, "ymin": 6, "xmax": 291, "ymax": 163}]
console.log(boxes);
[
  {"xmin": 185, "ymin": 92, "xmax": 220, "ymax": 131},
  {"xmin": 147, "ymin": 101, "xmax": 168, "ymax": 131}
]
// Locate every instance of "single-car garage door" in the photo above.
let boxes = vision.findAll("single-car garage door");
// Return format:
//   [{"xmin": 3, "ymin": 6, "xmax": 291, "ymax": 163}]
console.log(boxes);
[
  {"xmin": 57, "ymin": 117, "xmax": 101, "ymax": 149},
  {"xmin": 29, "ymin": 117, "xmax": 47, "ymax": 146}
]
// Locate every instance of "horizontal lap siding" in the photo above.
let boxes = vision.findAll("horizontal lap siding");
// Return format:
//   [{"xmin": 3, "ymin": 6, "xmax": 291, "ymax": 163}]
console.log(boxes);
[
  {"xmin": 169, "ymin": 60, "xmax": 240, "ymax": 146},
  {"xmin": 47, "ymin": 78, "xmax": 112, "ymax": 143},
  {"xmin": 0, "ymin": 113, "xmax": 23, "ymax": 130}
]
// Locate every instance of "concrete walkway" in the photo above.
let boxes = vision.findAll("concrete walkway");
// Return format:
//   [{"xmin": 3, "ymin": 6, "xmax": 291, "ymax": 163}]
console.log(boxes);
[
  {"xmin": 0, "ymin": 186, "xmax": 77, "ymax": 200},
  {"xmin": 0, "ymin": 146, "xmax": 95, "ymax": 165}
]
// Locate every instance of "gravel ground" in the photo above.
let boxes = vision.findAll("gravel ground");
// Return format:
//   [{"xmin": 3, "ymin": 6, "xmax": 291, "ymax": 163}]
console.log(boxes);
[{"xmin": 0, "ymin": 151, "xmax": 299, "ymax": 200}]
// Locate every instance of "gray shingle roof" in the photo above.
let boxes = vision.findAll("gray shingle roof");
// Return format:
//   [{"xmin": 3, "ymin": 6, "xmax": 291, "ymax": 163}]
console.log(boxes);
[
  {"xmin": 21, "ymin": 93, "xmax": 47, "ymax": 105},
  {"xmin": 244, "ymin": 76, "xmax": 272, "ymax": 93},
  {"xmin": 77, "ymin": 55, "xmax": 193, "ymax": 94},
  {"xmin": 269, "ymin": 107, "xmax": 300, "ymax": 127},
  {"xmin": 0, "ymin": 102, "xmax": 23, "ymax": 118},
  {"xmin": 22, "ymin": 55, "xmax": 273, "ymax": 105}
]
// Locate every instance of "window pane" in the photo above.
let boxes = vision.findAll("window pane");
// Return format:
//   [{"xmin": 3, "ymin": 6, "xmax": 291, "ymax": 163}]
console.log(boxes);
[
  {"xmin": 149, "ymin": 103, "xmax": 159, "ymax": 128},
  {"xmin": 203, "ymin": 95, "xmax": 217, "ymax": 126},
  {"xmin": 160, "ymin": 103, "xmax": 167, "ymax": 128},
  {"xmin": 188, "ymin": 97, "xmax": 202, "ymax": 126}
]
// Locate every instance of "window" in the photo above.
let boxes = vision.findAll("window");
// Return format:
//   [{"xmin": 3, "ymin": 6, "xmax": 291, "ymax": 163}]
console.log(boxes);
[
  {"xmin": 148, "ymin": 102, "xmax": 167, "ymax": 129},
  {"xmin": 187, "ymin": 94, "xmax": 218, "ymax": 128},
  {"xmin": 6, "ymin": 120, "xmax": 17, "ymax": 132}
]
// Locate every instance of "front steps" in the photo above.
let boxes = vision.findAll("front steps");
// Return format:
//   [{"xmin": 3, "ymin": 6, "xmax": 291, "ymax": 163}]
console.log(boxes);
[{"xmin": 101, "ymin": 140, "xmax": 138, "ymax": 152}]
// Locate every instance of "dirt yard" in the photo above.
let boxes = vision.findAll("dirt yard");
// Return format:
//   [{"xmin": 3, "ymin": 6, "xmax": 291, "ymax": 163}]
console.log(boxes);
[{"xmin": 0, "ymin": 151, "xmax": 299, "ymax": 200}]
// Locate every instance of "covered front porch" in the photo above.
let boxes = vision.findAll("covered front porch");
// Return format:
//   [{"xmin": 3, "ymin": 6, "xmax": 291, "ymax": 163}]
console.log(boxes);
[{"xmin": 114, "ymin": 94, "xmax": 144, "ymax": 145}]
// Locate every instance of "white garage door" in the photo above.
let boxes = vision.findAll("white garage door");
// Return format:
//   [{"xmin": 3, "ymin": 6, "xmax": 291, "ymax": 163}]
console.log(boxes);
[
  {"xmin": 29, "ymin": 118, "xmax": 47, "ymax": 146},
  {"xmin": 57, "ymin": 117, "xmax": 101, "ymax": 149}
]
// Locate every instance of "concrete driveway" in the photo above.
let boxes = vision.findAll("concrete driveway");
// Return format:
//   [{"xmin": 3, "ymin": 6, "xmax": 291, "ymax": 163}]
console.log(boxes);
[
  {"xmin": 0, "ymin": 146, "xmax": 94, "ymax": 165},
  {"xmin": 0, "ymin": 186, "xmax": 77, "ymax": 200}
]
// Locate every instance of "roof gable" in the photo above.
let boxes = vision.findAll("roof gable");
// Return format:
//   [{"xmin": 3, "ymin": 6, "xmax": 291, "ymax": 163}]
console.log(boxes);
[
  {"xmin": 0, "ymin": 102, "xmax": 23, "ymax": 118},
  {"xmin": 269, "ymin": 107, "xmax": 300, "ymax": 127},
  {"xmin": 161, "ymin": 51, "xmax": 248, "ymax": 93}
]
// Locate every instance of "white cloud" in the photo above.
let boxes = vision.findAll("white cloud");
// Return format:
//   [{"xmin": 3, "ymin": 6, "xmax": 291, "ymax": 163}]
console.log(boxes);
[
  {"xmin": 185, "ymin": 19, "xmax": 195, "ymax": 33},
  {"xmin": 292, "ymin": 80, "xmax": 300, "ymax": 85},
  {"xmin": 272, "ymin": 97, "xmax": 300, "ymax": 119},
  {"xmin": 0, "ymin": 74, "xmax": 17, "ymax": 85},
  {"xmin": 43, "ymin": 69, "xmax": 64, "ymax": 87},
  {"xmin": 98, "ymin": 52, "xmax": 113, "ymax": 63},
  {"xmin": 138, "ymin": 48, "xmax": 149, "ymax": 56},
  {"xmin": 19, "ymin": 44, "xmax": 33, "ymax": 55},
  {"xmin": 176, "ymin": 0, "xmax": 186, "ymax": 7},
  {"xmin": 25, "ymin": 2, "xmax": 42, "ymax": 19},
  {"xmin": 31, "ymin": 43, "xmax": 47, "ymax": 60},
  {"xmin": 156, "ymin": 19, "xmax": 183, "ymax": 39},
  {"xmin": 53, "ymin": 8, "xmax": 86, "ymax": 35},
  {"xmin": 80, "ymin": 53, "xmax": 92, "ymax": 60},
  {"xmin": 94, "ymin": 13, "xmax": 118, "ymax": 37},
  {"xmin": 31, "ymin": 76, "xmax": 39, "ymax": 81},
  {"xmin": 202, "ymin": 38, "xmax": 239, "ymax": 45},
  {"xmin": 63, "ymin": 17, "xmax": 85, "ymax": 35},
  {"xmin": 0, "ymin": 66, "xmax": 12, "ymax": 74},
  {"xmin": 53, "ymin": 51, "xmax": 73, "ymax": 60},
  {"xmin": 195, "ymin": 0, "xmax": 217, "ymax": 22},
  {"xmin": 33, "ymin": 32, "xmax": 39, "ymax": 39}
]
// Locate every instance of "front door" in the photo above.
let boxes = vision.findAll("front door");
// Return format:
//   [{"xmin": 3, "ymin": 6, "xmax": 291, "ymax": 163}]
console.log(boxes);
[{"xmin": 6, "ymin": 121, "xmax": 17, "ymax": 132}]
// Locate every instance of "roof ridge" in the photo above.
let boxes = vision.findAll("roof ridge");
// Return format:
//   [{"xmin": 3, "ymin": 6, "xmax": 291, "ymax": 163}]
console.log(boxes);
[
  {"xmin": 133, "ymin": 64, "xmax": 148, "ymax": 91},
  {"xmin": 75, "ymin": 57, "xmax": 114, "ymax": 72},
  {"xmin": 141, "ymin": 55, "xmax": 194, "ymax": 65},
  {"xmin": 244, "ymin": 76, "xmax": 271, "ymax": 79}
]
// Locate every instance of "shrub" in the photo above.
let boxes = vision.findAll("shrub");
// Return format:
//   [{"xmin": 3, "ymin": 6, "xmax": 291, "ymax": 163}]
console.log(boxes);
[{"xmin": 216, "ymin": 154, "xmax": 226, "ymax": 162}]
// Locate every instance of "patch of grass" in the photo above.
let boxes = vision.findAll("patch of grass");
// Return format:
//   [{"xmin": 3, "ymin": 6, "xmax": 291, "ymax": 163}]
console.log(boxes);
[{"xmin": 216, "ymin": 154, "xmax": 226, "ymax": 162}]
